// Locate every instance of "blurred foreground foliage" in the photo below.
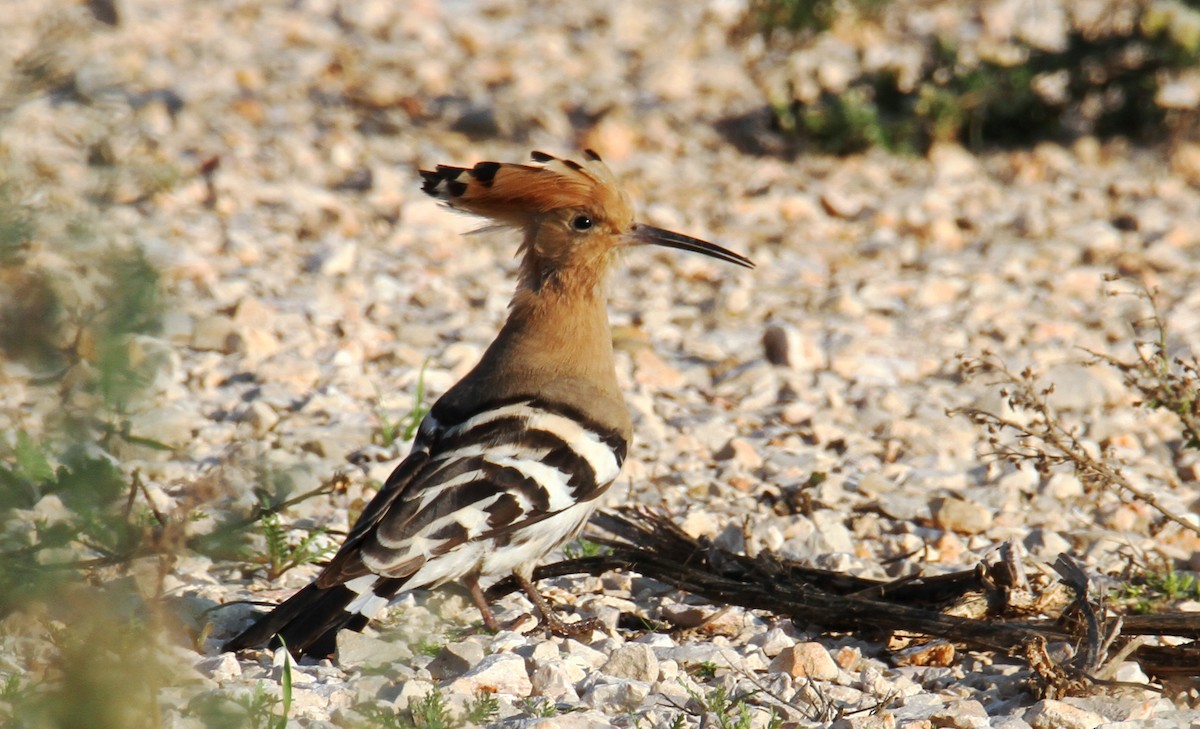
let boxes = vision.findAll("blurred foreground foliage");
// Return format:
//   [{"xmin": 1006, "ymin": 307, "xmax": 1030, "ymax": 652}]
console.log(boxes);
[
  {"xmin": 0, "ymin": 12, "xmax": 201, "ymax": 729},
  {"xmin": 0, "ymin": 13, "xmax": 359, "ymax": 726},
  {"xmin": 749, "ymin": 0, "xmax": 1200, "ymax": 153}
]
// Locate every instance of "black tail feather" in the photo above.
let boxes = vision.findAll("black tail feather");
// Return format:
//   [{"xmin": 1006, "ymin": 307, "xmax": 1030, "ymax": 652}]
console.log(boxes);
[
  {"xmin": 222, "ymin": 582, "xmax": 358, "ymax": 659},
  {"xmin": 223, "ymin": 576, "xmax": 408, "ymax": 659}
]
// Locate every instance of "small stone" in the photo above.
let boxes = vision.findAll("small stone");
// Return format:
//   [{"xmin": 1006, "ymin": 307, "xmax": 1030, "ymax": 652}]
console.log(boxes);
[
  {"xmin": 600, "ymin": 643, "xmax": 658, "ymax": 682},
  {"xmin": 929, "ymin": 142, "xmax": 981, "ymax": 181},
  {"xmin": 769, "ymin": 642, "xmax": 839, "ymax": 681},
  {"xmin": 761, "ymin": 323, "xmax": 822, "ymax": 370},
  {"xmin": 336, "ymin": 631, "xmax": 408, "ymax": 667},
  {"xmin": 317, "ymin": 241, "xmax": 358, "ymax": 276},
  {"xmin": 444, "ymin": 652, "xmax": 531, "ymax": 697},
  {"xmin": 750, "ymin": 627, "xmax": 795, "ymax": 658},
  {"xmin": 660, "ymin": 643, "xmax": 735, "ymax": 668},
  {"xmin": 127, "ymin": 403, "xmax": 196, "ymax": 450},
  {"xmin": 523, "ymin": 640, "xmax": 560, "ymax": 664},
  {"xmin": 678, "ymin": 511, "xmax": 720, "ymax": 539},
  {"xmin": 427, "ymin": 640, "xmax": 486, "ymax": 680},
  {"xmin": 579, "ymin": 112, "xmax": 637, "ymax": 163},
  {"xmin": 990, "ymin": 718, "xmax": 1034, "ymax": 729},
  {"xmin": 893, "ymin": 641, "xmax": 955, "ymax": 668},
  {"xmin": 715, "ymin": 437, "xmax": 763, "ymax": 469},
  {"xmin": 762, "ymin": 324, "xmax": 790, "ymax": 366},
  {"xmin": 1157, "ymin": 79, "xmax": 1200, "ymax": 109},
  {"xmin": 831, "ymin": 712, "xmax": 896, "ymax": 729},
  {"xmin": 242, "ymin": 401, "xmax": 279, "ymax": 436},
  {"xmin": 191, "ymin": 315, "xmax": 237, "ymax": 353},
  {"xmin": 488, "ymin": 630, "xmax": 529, "ymax": 654},
  {"xmin": 562, "ymin": 639, "xmax": 608, "ymax": 669},
  {"xmin": 195, "ymin": 653, "xmax": 242, "ymax": 682},
  {"xmin": 931, "ymin": 497, "xmax": 994, "ymax": 535},
  {"xmin": 931, "ymin": 532, "xmax": 965, "ymax": 564},
  {"xmin": 821, "ymin": 188, "xmax": 865, "ymax": 219},
  {"xmin": 631, "ymin": 347, "xmax": 685, "ymax": 389},
  {"xmin": 930, "ymin": 699, "xmax": 989, "ymax": 728},
  {"xmin": 1110, "ymin": 661, "xmax": 1150, "ymax": 685},
  {"xmin": 1065, "ymin": 694, "xmax": 1165, "ymax": 721},
  {"xmin": 1024, "ymin": 699, "xmax": 1105, "ymax": 729},
  {"xmin": 660, "ymin": 602, "xmax": 711, "ymax": 629},
  {"xmin": 832, "ymin": 645, "xmax": 861, "ymax": 670},
  {"xmin": 530, "ymin": 660, "xmax": 579, "ymax": 701},
  {"xmin": 581, "ymin": 678, "xmax": 650, "ymax": 713},
  {"xmin": 1171, "ymin": 142, "xmax": 1200, "ymax": 185},
  {"xmin": 396, "ymin": 680, "xmax": 435, "ymax": 710},
  {"xmin": 517, "ymin": 710, "xmax": 619, "ymax": 728},
  {"xmin": 1044, "ymin": 472, "xmax": 1084, "ymax": 500},
  {"xmin": 232, "ymin": 325, "xmax": 280, "ymax": 364},
  {"xmin": 31, "ymin": 494, "xmax": 72, "ymax": 524},
  {"xmin": 1024, "ymin": 528, "xmax": 1072, "ymax": 559}
]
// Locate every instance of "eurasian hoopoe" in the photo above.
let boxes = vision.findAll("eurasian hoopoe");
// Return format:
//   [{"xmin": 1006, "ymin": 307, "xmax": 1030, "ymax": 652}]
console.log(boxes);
[{"xmin": 223, "ymin": 150, "xmax": 753, "ymax": 658}]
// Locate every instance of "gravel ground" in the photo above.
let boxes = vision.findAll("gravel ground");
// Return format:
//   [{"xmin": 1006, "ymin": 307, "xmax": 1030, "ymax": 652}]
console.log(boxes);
[{"xmin": 3, "ymin": 0, "xmax": 1200, "ymax": 727}]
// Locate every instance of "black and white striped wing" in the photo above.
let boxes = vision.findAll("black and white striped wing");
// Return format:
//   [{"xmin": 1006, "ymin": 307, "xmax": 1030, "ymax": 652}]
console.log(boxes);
[{"xmin": 319, "ymin": 397, "xmax": 627, "ymax": 591}]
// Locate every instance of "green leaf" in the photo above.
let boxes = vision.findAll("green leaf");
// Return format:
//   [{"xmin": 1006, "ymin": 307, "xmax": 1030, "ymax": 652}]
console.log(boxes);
[
  {"xmin": 15, "ymin": 431, "xmax": 53, "ymax": 484},
  {"xmin": 274, "ymin": 638, "xmax": 293, "ymax": 729}
]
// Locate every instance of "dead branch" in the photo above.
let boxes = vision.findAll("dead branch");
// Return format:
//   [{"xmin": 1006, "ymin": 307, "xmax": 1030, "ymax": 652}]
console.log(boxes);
[{"xmin": 490, "ymin": 508, "xmax": 1200, "ymax": 687}]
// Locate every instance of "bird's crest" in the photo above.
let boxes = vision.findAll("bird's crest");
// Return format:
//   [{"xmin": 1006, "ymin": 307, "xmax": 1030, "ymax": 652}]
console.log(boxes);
[
  {"xmin": 419, "ymin": 149, "xmax": 629, "ymax": 228},
  {"xmin": 419, "ymin": 150, "xmax": 751, "ymax": 299}
]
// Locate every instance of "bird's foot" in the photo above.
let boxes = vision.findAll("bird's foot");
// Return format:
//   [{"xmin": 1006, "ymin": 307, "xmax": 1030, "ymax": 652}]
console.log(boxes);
[
  {"xmin": 514, "ymin": 574, "xmax": 603, "ymax": 639},
  {"xmin": 535, "ymin": 611, "xmax": 604, "ymax": 639}
]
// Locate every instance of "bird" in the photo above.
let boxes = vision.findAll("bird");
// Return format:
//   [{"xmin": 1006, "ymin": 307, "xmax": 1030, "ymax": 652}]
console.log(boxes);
[{"xmin": 223, "ymin": 149, "xmax": 754, "ymax": 659}]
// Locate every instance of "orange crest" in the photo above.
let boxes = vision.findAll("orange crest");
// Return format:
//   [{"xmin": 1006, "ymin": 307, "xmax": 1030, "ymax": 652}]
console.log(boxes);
[{"xmin": 419, "ymin": 150, "xmax": 631, "ymax": 228}]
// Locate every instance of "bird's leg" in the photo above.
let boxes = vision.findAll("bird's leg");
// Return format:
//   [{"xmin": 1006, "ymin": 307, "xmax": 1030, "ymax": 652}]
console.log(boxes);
[
  {"xmin": 463, "ymin": 574, "xmax": 501, "ymax": 632},
  {"xmin": 514, "ymin": 574, "xmax": 603, "ymax": 638}
]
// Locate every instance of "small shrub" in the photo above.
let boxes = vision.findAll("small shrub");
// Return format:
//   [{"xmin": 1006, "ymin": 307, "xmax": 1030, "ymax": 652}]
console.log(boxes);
[{"xmin": 758, "ymin": 3, "xmax": 1200, "ymax": 153}]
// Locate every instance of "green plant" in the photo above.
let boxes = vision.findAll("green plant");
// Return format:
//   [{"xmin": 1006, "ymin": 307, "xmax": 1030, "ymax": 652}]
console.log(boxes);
[
  {"xmin": 562, "ymin": 537, "xmax": 609, "ymax": 560},
  {"xmin": 1114, "ymin": 567, "xmax": 1200, "ymax": 614},
  {"xmin": 749, "ymin": 0, "xmax": 889, "ymax": 34},
  {"xmin": 253, "ymin": 495, "xmax": 336, "ymax": 580},
  {"xmin": 186, "ymin": 682, "xmax": 285, "ymax": 729},
  {"xmin": 408, "ymin": 689, "xmax": 454, "ymax": 729},
  {"xmin": 415, "ymin": 638, "xmax": 446, "ymax": 658},
  {"xmin": 795, "ymin": 78, "xmax": 919, "ymax": 155},
  {"xmin": 762, "ymin": 3, "xmax": 1200, "ymax": 153},
  {"xmin": 685, "ymin": 682, "xmax": 776, "ymax": 729},
  {"xmin": 463, "ymin": 691, "xmax": 500, "ymax": 724},
  {"xmin": 1, "ymin": 590, "xmax": 178, "ymax": 729},
  {"xmin": 518, "ymin": 696, "xmax": 559, "ymax": 717},
  {"xmin": 374, "ymin": 360, "xmax": 432, "ymax": 447},
  {"xmin": 276, "ymin": 641, "xmax": 295, "ymax": 729},
  {"xmin": 0, "ymin": 183, "xmax": 33, "ymax": 263},
  {"xmin": 354, "ymin": 687, "xmax": 503, "ymax": 729},
  {"xmin": 0, "ymin": 673, "xmax": 35, "ymax": 725},
  {"xmin": 0, "ymin": 11, "xmax": 246, "ymax": 729},
  {"xmin": 190, "ymin": 472, "xmax": 344, "ymax": 562},
  {"xmin": 0, "ymin": 238, "xmax": 183, "ymax": 728},
  {"xmin": 0, "ymin": 431, "xmax": 157, "ymax": 612}
]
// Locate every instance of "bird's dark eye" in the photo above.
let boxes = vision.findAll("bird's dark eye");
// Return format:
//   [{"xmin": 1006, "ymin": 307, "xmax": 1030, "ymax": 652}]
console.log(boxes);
[{"xmin": 571, "ymin": 215, "xmax": 593, "ymax": 231}]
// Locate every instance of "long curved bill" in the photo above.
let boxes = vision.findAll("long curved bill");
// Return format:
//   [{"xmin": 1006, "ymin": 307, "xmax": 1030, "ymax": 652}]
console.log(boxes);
[{"xmin": 629, "ymin": 224, "xmax": 755, "ymax": 269}]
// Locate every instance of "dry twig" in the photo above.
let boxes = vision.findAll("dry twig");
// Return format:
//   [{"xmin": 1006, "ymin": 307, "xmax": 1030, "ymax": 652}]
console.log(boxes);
[{"xmin": 951, "ymin": 352, "xmax": 1200, "ymax": 539}]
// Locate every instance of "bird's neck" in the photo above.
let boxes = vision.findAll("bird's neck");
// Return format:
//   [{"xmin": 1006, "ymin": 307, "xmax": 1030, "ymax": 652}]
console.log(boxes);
[
  {"xmin": 502, "ymin": 284, "xmax": 614, "ymax": 374},
  {"xmin": 434, "ymin": 282, "xmax": 631, "ymax": 437}
]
